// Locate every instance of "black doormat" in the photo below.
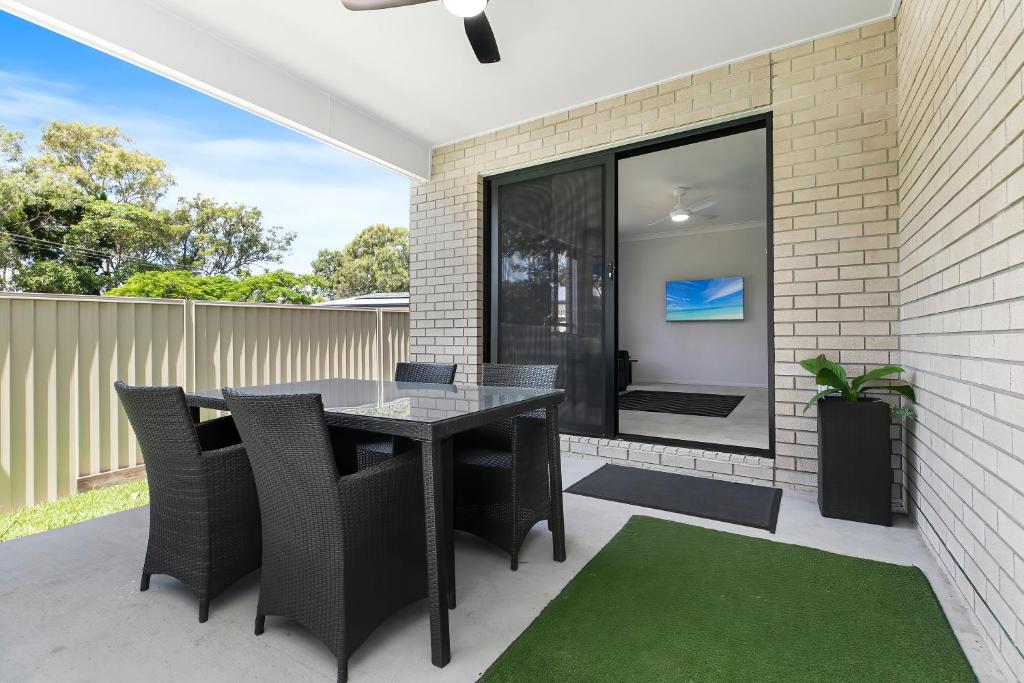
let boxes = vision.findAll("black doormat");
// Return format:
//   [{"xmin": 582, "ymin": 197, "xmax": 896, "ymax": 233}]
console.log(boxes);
[
  {"xmin": 618, "ymin": 390, "xmax": 743, "ymax": 417},
  {"xmin": 565, "ymin": 464, "xmax": 783, "ymax": 532}
]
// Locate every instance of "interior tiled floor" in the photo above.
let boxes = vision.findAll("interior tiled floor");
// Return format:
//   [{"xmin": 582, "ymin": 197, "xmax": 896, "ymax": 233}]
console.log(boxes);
[
  {"xmin": 0, "ymin": 460, "xmax": 1007, "ymax": 682},
  {"xmin": 618, "ymin": 382, "xmax": 770, "ymax": 450}
]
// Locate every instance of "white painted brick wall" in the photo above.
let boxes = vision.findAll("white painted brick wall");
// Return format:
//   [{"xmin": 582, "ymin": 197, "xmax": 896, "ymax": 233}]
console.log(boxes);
[{"xmin": 897, "ymin": 0, "xmax": 1024, "ymax": 676}]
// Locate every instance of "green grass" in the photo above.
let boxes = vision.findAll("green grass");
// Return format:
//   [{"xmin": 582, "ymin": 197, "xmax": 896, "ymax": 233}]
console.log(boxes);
[
  {"xmin": 0, "ymin": 478, "xmax": 149, "ymax": 543},
  {"xmin": 482, "ymin": 515, "xmax": 974, "ymax": 682}
]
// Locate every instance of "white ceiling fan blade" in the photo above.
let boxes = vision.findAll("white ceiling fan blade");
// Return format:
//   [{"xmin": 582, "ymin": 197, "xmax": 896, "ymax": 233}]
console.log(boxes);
[
  {"xmin": 340, "ymin": 0, "xmax": 434, "ymax": 9},
  {"xmin": 647, "ymin": 215, "xmax": 670, "ymax": 226},
  {"xmin": 690, "ymin": 212, "xmax": 719, "ymax": 219},
  {"xmin": 686, "ymin": 197, "xmax": 717, "ymax": 212}
]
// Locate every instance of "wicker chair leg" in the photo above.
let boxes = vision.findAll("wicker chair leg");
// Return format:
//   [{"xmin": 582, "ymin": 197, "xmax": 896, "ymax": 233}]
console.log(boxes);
[
  {"xmin": 198, "ymin": 597, "xmax": 209, "ymax": 623},
  {"xmin": 254, "ymin": 614, "xmax": 265, "ymax": 635},
  {"xmin": 337, "ymin": 658, "xmax": 348, "ymax": 683},
  {"xmin": 140, "ymin": 572, "xmax": 151, "ymax": 591},
  {"xmin": 510, "ymin": 551, "xmax": 518, "ymax": 571}
]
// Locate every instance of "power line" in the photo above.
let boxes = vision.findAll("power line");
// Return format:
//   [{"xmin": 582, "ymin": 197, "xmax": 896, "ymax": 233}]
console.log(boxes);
[
  {"xmin": 4, "ymin": 231, "xmax": 120, "ymax": 260},
  {"xmin": 1, "ymin": 231, "xmax": 173, "ymax": 271}
]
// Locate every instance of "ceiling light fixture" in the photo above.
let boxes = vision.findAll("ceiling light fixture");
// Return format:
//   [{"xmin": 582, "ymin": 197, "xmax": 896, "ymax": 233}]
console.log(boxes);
[
  {"xmin": 670, "ymin": 209, "xmax": 690, "ymax": 222},
  {"xmin": 441, "ymin": 0, "xmax": 486, "ymax": 17}
]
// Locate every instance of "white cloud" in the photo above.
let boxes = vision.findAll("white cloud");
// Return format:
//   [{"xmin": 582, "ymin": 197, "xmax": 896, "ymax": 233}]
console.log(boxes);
[
  {"xmin": 0, "ymin": 69, "xmax": 411, "ymax": 273},
  {"xmin": 704, "ymin": 277, "xmax": 743, "ymax": 302}
]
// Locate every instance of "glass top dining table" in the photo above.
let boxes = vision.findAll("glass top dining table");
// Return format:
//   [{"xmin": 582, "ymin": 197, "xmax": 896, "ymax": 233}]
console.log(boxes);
[
  {"xmin": 187, "ymin": 378, "xmax": 561, "ymax": 437},
  {"xmin": 184, "ymin": 377, "xmax": 566, "ymax": 669}
]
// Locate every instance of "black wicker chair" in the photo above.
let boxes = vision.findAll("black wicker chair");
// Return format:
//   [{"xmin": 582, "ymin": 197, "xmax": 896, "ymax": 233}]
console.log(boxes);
[
  {"xmin": 223, "ymin": 389, "xmax": 426, "ymax": 683},
  {"xmin": 114, "ymin": 381, "xmax": 261, "ymax": 623},
  {"xmin": 354, "ymin": 362, "xmax": 457, "ymax": 469},
  {"xmin": 394, "ymin": 361, "xmax": 458, "ymax": 384},
  {"xmin": 452, "ymin": 364, "xmax": 558, "ymax": 570}
]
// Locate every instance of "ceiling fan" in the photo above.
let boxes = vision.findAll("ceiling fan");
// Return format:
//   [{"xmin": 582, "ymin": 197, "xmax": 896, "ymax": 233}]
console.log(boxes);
[
  {"xmin": 647, "ymin": 187, "xmax": 718, "ymax": 225},
  {"xmin": 341, "ymin": 0, "xmax": 500, "ymax": 64}
]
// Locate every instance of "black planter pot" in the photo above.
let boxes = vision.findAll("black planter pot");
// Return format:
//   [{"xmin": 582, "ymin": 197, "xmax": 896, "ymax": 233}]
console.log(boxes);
[{"xmin": 816, "ymin": 397, "xmax": 892, "ymax": 526}]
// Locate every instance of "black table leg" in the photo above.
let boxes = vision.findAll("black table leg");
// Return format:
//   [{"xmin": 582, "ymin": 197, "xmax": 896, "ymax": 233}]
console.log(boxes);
[
  {"xmin": 442, "ymin": 437, "xmax": 456, "ymax": 609},
  {"xmin": 420, "ymin": 438, "xmax": 451, "ymax": 668},
  {"xmin": 546, "ymin": 405, "xmax": 566, "ymax": 562}
]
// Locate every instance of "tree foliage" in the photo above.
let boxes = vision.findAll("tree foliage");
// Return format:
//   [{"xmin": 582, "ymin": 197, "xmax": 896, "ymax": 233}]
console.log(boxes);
[
  {"xmin": 33, "ymin": 121, "xmax": 173, "ymax": 206},
  {"xmin": 107, "ymin": 270, "xmax": 328, "ymax": 304},
  {"xmin": 0, "ymin": 120, "xmax": 297, "ymax": 297},
  {"xmin": 312, "ymin": 224, "xmax": 409, "ymax": 298},
  {"xmin": 162, "ymin": 194, "xmax": 294, "ymax": 276}
]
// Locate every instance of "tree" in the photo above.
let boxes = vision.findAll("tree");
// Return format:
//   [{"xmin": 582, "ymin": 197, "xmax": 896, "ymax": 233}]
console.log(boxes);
[
  {"xmin": 33, "ymin": 121, "xmax": 174, "ymax": 206},
  {"xmin": 12, "ymin": 259, "xmax": 101, "ymax": 294},
  {"xmin": 312, "ymin": 224, "xmax": 409, "ymax": 298},
  {"xmin": 104, "ymin": 270, "xmax": 235, "ymax": 300},
  {"xmin": 0, "ymin": 120, "xmax": 298, "ymax": 296},
  {"xmin": 2, "ymin": 121, "xmax": 173, "ymax": 293},
  {"xmin": 71, "ymin": 199, "xmax": 170, "ymax": 287},
  {"xmin": 231, "ymin": 271, "xmax": 329, "ymax": 304},
  {"xmin": 0, "ymin": 125, "xmax": 24, "ymax": 170},
  {"xmin": 163, "ymin": 194, "xmax": 296, "ymax": 276},
  {"xmin": 107, "ymin": 270, "xmax": 328, "ymax": 304}
]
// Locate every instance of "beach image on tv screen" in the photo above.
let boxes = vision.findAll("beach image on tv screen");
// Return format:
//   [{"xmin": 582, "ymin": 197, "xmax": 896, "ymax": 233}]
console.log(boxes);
[{"xmin": 665, "ymin": 277, "xmax": 744, "ymax": 321}]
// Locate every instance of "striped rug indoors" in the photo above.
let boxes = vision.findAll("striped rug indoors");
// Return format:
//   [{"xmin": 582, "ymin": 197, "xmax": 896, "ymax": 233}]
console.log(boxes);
[{"xmin": 618, "ymin": 390, "xmax": 743, "ymax": 418}]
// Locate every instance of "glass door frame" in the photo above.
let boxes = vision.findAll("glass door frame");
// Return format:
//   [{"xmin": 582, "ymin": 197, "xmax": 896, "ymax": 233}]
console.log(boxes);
[
  {"xmin": 486, "ymin": 154, "xmax": 617, "ymax": 437},
  {"xmin": 485, "ymin": 112, "xmax": 775, "ymax": 455}
]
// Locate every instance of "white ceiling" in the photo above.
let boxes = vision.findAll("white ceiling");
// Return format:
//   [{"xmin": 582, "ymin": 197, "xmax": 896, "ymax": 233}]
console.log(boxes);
[
  {"xmin": 2, "ymin": 0, "xmax": 897, "ymax": 179},
  {"xmin": 618, "ymin": 128, "xmax": 766, "ymax": 241}
]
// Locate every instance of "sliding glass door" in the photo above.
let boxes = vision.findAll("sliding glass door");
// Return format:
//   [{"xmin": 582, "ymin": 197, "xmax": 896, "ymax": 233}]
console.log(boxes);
[{"xmin": 489, "ymin": 158, "xmax": 615, "ymax": 436}]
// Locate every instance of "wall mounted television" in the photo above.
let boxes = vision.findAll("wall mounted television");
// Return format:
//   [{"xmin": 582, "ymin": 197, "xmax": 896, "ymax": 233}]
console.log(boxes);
[{"xmin": 665, "ymin": 276, "xmax": 744, "ymax": 321}]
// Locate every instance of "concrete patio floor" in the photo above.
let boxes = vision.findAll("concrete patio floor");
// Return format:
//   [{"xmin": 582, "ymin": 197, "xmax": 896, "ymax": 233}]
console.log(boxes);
[{"xmin": 0, "ymin": 459, "xmax": 1008, "ymax": 682}]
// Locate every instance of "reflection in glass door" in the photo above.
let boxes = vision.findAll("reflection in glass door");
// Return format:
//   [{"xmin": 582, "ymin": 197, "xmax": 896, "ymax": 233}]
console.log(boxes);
[{"xmin": 490, "ymin": 161, "xmax": 611, "ymax": 436}]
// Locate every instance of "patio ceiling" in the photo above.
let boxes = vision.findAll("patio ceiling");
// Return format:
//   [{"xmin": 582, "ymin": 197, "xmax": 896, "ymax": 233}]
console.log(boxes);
[{"xmin": 2, "ymin": 0, "xmax": 897, "ymax": 179}]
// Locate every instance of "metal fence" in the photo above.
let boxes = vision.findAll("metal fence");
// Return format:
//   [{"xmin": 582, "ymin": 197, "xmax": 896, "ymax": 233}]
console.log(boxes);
[{"xmin": 0, "ymin": 293, "xmax": 410, "ymax": 513}]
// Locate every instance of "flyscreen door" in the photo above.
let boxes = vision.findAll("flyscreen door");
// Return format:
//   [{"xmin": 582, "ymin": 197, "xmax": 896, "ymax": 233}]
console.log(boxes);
[{"xmin": 488, "ymin": 158, "xmax": 614, "ymax": 436}]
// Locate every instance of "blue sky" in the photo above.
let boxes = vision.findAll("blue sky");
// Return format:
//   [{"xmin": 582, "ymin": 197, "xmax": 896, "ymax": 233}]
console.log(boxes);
[
  {"xmin": 666, "ymin": 277, "xmax": 744, "ymax": 313},
  {"xmin": 0, "ymin": 10, "xmax": 411, "ymax": 274}
]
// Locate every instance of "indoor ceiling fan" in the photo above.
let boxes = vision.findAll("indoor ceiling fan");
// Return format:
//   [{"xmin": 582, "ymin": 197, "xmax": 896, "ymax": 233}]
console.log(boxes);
[
  {"xmin": 341, "ymin": 0, "xmax": 500, "ymax": 64},
  {"xmin": 647, "ymin": 187, "xmax": 718, "ymax": 225}
]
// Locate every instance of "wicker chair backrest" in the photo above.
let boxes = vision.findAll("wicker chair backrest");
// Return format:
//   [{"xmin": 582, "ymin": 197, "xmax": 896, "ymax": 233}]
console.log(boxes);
[
  {"xmin": 393, "ymin": 362, "xmax": 457, "ymax": 384},
  {"xmin": 223, "ymin": 390, "xmax": 346, "ymax": 577},
  {"xmin": 114, "ymin": 381, "xmax": 206, "ymax": 512},
  {"xmin": 478, "ymin": 364, "xmax": 558, "ymax": 445}
]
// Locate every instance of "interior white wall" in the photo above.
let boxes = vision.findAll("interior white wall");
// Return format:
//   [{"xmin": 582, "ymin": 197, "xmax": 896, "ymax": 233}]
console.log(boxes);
[{"xmin": 618, "ymin": 226, "xmax": 769, "ymax": 387}]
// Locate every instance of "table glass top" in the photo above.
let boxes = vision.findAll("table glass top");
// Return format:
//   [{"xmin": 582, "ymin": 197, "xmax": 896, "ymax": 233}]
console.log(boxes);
[{"xmin": 188, "ymin": 378, "xmax": 561, "ymax": 424}]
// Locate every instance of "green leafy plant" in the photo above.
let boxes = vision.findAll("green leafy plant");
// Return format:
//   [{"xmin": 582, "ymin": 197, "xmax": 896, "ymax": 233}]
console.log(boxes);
[{"xmin": 799, "ymin": 354, "xmax": 916, "ymax": 414}]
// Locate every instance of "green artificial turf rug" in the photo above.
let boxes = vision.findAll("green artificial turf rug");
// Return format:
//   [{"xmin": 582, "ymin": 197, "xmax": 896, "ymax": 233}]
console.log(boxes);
[{"xmin": 481, "ymin": 516, "xmax": 974, "ymax": 682}]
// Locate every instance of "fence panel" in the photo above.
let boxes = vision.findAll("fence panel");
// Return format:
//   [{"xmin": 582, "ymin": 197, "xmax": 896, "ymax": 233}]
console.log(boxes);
[
  {"xmin": 191, "ymin": 302, "xmax": 383, "ymax": 392},
  {"xmin": 381, "ymin": 309, "xmax": 410, "ymax": 378},
  {"xmin": 0, "ymin": 294, "xmax": 409, "ymax": 513},
  {"xmin": 0, "ymin": 294, "xmax": 186, "ymax": 512}
]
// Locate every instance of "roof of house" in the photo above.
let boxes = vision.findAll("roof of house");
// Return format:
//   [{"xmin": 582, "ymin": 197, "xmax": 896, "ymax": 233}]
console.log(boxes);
[{"xmin": 313, "ymin": 292, "xmax": 409, "ymax": 309}]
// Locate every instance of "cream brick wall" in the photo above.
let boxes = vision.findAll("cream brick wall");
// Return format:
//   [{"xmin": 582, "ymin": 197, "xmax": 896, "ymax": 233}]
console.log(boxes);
[
  {"xmin": 409, "ymin": 19, "xmax": 901, "ymax": 492},
  {"xmin": 897, "ymin": 0, "xmax": 1024, "ymax": 677},
  {"xmin": 771, "ymin": 23, "xmax": 902, "ymax": 491}
]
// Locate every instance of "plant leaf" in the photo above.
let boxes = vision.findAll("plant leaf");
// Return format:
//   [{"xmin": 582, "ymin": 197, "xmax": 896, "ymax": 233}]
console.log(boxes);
[
  {"xmin": 802, "ymin": 387, "xmax": 836, "ymax": 413},
  {"xmin": 822, "ymin": 358, "xmax": 848, "ymax": 385},
  {"xmin": 852, "ymin": 365, "xmax": 904, "ymax": 391},
  {"xmin": 815, "ymin": 367, "xmax": 855, "ymax": 400},
  {"xmin": 799, "ymin": 354, "xmax": 829, "ymax": 376},
  {"xmin": 883, "ymin": 383, "xmax": 916, "ymax": 402},
  {"xmin": 864, "ymin": 383, "xmax": 916, "ymax": 403}
]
